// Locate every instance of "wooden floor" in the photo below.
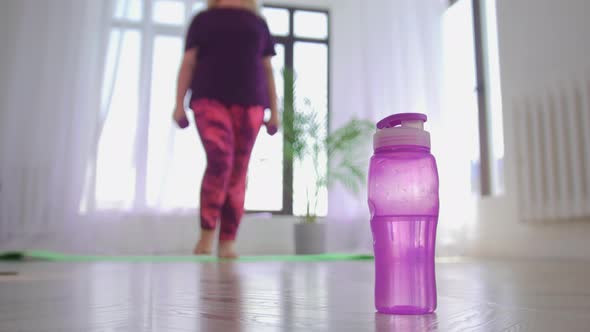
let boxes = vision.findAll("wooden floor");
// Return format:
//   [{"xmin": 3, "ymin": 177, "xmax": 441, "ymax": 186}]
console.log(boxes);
[{"xmin": 0, "ymin": 259, "xmax": 589, "ymax": 331}]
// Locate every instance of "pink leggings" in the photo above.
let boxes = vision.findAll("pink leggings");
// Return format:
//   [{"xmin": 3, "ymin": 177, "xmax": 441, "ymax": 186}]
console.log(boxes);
[{"xmin": 191, "ymin": 99, "xmax": 264, "ymax": 241}]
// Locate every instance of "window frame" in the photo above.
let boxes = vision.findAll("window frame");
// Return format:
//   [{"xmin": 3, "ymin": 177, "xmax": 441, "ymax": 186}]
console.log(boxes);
[
  {"xmin": 247, "ymin": 4, "xmax": 331, "ymax": 216},
  {"xmin": 447, "ymin": 0, "xmax": 502, "ymax": 197}
]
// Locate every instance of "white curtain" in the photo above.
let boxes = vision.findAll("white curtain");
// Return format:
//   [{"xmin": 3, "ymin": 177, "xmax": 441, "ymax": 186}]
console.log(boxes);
[
  {"xmin": 0, "ymin": 0, "xmax": 104, "ymax": 252},
  {"xmin": 327, "ymin": 0, "xmax": 476, "ymax": 257},
  {"xmin": 0, "ymin": 0, "xmax": 167, "ymax": 254}
]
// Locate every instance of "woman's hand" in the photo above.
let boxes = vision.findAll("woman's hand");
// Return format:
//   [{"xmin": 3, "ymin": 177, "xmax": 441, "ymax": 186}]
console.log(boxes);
[
  {"xmin": 173, "ymin": 105, "xmax": 189, "ymax": 129},
  {"xmin": 262, "ymin": 57, "xmax": 279, "ymax": 136},
  {"xmin": 266, "ymin": 110, "xmax": 279, "ymax": 136}
]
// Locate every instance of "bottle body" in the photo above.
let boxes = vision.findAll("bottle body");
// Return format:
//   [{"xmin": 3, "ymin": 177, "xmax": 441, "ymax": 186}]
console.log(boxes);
[{"xmin": 368, "ymin": 146, "xmax": 439, "ymax": 314}]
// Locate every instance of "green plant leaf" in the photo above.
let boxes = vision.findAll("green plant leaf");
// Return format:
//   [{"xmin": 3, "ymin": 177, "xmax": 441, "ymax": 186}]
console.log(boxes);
[
  {"xmin": 326, "ymin": 119, "xmax": 374, "ymax": 157},
  {"xmin": 281, "ymin": 67, "xmax": 373, "ymax": 206}
]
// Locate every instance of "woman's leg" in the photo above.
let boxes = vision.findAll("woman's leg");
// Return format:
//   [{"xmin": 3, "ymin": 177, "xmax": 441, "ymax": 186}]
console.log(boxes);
[
  {"xmin": 191, "ymin": 99, "xmax": 235, "ymax": 254},
  {"xmin": 218, "ymin": 105, "xmax": 265, "ymax": 257}
]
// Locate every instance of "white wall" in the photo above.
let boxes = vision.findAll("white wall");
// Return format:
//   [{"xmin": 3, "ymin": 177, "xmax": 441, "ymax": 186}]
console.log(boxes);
[
  {"xmin": 0, "ymin": 2, "xmax": 21, "ymax": 181},
  {"xmin": 76, "ymin": 214, "xmax": 298, "ymax": 255},
  {"xmin": 266, "ymin": 0, "xmax": 330, "ymax": 9},
  {"xmin": 0, "ymin": 2, "xmax": 19, "ymax": 122},
  {"xmin": 470, "ymin": 0, "xmax": 590, "ymax": 260}
]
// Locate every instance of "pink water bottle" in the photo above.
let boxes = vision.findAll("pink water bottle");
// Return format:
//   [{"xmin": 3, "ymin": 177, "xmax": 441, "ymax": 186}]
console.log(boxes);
[{"xmin": 368, "ymin": 113, "xmax": 439, "ymax": 315}]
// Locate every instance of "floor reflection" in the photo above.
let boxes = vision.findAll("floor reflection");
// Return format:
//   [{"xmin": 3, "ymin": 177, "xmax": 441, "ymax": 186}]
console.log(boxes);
[
  {"xmin": 3, "ymin": 260, "xmax": 589, "ymax": 331},
  {"xmin": 374, "ymin": 312, "xmax": 439, "ymax": 332},
  {"xmin": 199, "ymin": 262, "xmax": 243, "ymax": 332}
]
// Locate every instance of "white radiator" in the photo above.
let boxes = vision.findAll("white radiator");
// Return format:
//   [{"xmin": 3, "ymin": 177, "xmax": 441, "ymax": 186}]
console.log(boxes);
[{"xmin": 513, "ymin": 78, "xmax": 590, "ymax": 222}]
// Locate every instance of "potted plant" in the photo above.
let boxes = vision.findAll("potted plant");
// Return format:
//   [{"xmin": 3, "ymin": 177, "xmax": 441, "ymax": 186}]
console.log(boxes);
[{"xmin": 282, "ymin": 69, "xmax": 373, "ymax": 254}]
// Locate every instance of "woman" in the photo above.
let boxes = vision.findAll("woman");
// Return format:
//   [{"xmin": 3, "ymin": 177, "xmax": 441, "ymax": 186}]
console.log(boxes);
[{"xmin": 173, "ymin": 0, "xmax": 279, "ymax": 258}]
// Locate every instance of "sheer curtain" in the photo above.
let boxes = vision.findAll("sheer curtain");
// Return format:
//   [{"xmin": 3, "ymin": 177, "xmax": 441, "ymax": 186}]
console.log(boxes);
[
  {"xmin": 0, "ymin": 0, "xmax": 215, "ymax": 254},
  {"xmin": 0, "ymin": 0, "xmax": 113, "ymax": 253},
  {"xmin": 327, "ymin": 0, "xmax": 476, "ymax": 256}
]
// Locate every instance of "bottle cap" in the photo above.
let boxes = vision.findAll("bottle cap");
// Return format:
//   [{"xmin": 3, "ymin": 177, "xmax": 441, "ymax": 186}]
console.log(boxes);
[{"xmin": 374, "ymin": 113, "xmax": 430, "ymax": 149}]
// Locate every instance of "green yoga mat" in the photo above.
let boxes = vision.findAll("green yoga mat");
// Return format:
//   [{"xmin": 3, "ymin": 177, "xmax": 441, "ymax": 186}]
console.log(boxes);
[{"xmin": 0, "ymin": 251, "xmax": 373, "ymax": 263}]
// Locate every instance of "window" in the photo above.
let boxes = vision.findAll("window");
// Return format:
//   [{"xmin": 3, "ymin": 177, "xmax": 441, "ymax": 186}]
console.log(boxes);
[
  {"xmin": 82, "ymin": 1, "xmax": 330, "ymax": 215},
  {"xmin": 481, "ymin": 0, "xmax": 505, "ymax": 195},
  {"xmin": 260, "ymin": 6, "xmax": 330, "ymax": 216},
  {"xmin": 445, "ymin": 0, "xmax": 505, "ymax": 196},
  {"xmin": 442, "ymin": 0, "xmax": 481, "ymax": 196}
]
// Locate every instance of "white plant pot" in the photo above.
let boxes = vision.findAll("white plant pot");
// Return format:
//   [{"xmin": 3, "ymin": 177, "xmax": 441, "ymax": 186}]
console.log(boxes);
[{"xmin": 294, "ymin": 222, "xmax": 325, "ymax": 255}]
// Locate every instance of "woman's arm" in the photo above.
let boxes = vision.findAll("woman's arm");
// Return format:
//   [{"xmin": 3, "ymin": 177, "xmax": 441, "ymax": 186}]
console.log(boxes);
[
  {"xmin": 173, "ymin": 48, "xmax": 198, "ymax": 127},
  {"xmin": 263, "ymin": 56, "xmax": 280, "ymax": 135},
  {"xmin": 176, "ymin": 48, "xmax": 198, "ymax": 109}
]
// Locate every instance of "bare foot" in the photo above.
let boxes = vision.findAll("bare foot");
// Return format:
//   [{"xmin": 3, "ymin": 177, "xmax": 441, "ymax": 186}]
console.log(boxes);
[
  {"xmin": 193, "ymin": 229, "xmax": 215, "ymax": 255},
  {"xmin": 218, "ymin": 240, "xmax": 238, "ymax": 259}
]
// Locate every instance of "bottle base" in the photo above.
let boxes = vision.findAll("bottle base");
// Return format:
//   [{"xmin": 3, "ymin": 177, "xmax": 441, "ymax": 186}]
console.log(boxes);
[{"xmin": 376, "ymin": 305, "xmax": 436, "ymax": 315}]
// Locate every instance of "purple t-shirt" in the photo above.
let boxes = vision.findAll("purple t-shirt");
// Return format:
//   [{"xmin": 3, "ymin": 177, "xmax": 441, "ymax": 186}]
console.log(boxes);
[{"xmin": 185, "ymin": 8, "xmax": 276, "ymax": 108}]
